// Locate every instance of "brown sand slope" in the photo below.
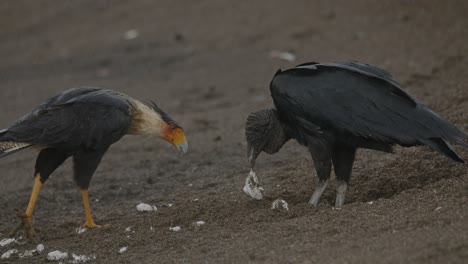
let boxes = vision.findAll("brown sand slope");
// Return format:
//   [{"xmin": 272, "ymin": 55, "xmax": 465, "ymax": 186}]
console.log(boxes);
[{"xmin": 0, "ymin": 0, "xmax": 467, "ymax": 263}]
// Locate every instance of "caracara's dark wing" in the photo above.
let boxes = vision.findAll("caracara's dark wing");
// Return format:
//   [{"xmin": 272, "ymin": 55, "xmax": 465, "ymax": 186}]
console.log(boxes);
[
  {"xmin": 270, "ymin": 62, "xmax": 468, "ymax": 161},
  {"xmin": 1, "ymin": 88, "xmax": 133, "ymax": 150}
]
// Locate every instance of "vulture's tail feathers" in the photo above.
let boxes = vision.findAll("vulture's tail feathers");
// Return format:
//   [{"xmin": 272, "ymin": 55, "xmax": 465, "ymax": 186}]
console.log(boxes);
[
  {"xmin": 0, "ymin": 141, "xmax": 32, "ymax": 158},
  {"xmin": 422, "ymin": 138, "xmax": 464, "ymax": 163},
  {"xmin": 453, "ymin": 133, "xmax": 468, "ymax": 149}
]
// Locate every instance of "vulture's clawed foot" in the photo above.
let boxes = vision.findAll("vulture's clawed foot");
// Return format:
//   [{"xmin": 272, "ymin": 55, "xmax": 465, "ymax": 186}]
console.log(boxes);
[
  {"xmin": 308, "ymin": 180, "xmax": 329, "ymax": 207},
  {"xmin": 334, "ymin": 180, "xmax": 348, "ymax": 209},
  {"xmin": 9, "ymin": 210, "xmax": 37, "ymax": 239}
]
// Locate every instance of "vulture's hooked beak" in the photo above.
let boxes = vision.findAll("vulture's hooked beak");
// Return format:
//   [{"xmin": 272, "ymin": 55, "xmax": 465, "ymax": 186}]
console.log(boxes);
[{"xmin": 247, "ymin": 143, "xmax": 259, "ymax": 168}]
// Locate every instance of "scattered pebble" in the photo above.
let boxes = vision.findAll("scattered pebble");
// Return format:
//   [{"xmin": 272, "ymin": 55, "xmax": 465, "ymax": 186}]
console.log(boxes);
[
  {"xmin": 125, "ymin": 227, "xmax": 132, "ymax": 232},
  {"xmin": 192, "ymin": 198, "xmax": 199, "ymax": 202},
  {"xmin": 169, "ymin": 226, "xmax": 181, "ymax": 232},
  {"xmin": 19, "ymin": 250, "xmax": 34, "ymax": 258},
  {"xmin": 18, "ymin": 244, "xmax": 44, "ymax": 258},
  {"xmin": 123, "ymin": 29, "xmax": 139, "ymax": 40},
  {"xmin": 435, "ymin": 206, "xmax": 442, "ymax": 211},
  {"xmin": 47, "ymin": 250, "xmax": 69, "ymax": 261},
  {"xmin": 188, "ymin": 183, "xmax": 193, "ymax": 187},
  {"xmin": 271, "ymin": 199, "xmax": 289, "ymax": 211},
  {"xmin": 136, "ymin": 203, "xmax": 157, "ymax": 212},
  {"xmin": 71, "ymin": 253, "xmax": 96, "ymax": 263},
  {"xmin": 167, "ymin": 203, "xmax": 174, "ymax": 207},
  {"xmin": 194, "ymin": 221, "xmax": 206, "ymax": 227},
  {"xmin": 269, "ymin": 50, "xmax": 296, "ymax": 62},
  {"xmin": 0, "ymin": 238, "xmax": 16, "ymax": 247},
  {"xmin": 37, "ymin": 244, "xmax": 45, "ymax": 254},
  {"xmin": 1, "ymin": 249, "xmax": 18, "ymax": 259},
  {"xmin": 243, "ymin": 170, "xmax": 264, "ymax": 200},
  {"xmin": 76, "ymin": 227, "xmax": 88, "ymax": 234},
  {"xmin": 367, "ymin": 201, "xmax": 374, "ymax": 205},
  {"xmin": 119, "ymin": 246, "xmax": 128, "ymax": 254}
]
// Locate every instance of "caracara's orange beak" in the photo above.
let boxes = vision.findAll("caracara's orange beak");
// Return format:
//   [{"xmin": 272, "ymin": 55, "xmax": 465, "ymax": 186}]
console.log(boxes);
[{"xmin": 163, "ymin": 125, "xmax": 188, "ymax": 154}]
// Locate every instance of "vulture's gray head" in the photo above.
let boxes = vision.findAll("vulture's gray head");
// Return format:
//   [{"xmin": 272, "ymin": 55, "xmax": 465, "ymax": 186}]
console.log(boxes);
[{"xmin": 245, "ymin": 108, "xmax": 290, "ymax": 168}]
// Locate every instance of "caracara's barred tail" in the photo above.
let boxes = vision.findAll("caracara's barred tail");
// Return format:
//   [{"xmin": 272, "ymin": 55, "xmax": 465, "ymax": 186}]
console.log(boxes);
[{"xmin": 0, "ymin": 141, "xmax": 32, "ymax": 158}]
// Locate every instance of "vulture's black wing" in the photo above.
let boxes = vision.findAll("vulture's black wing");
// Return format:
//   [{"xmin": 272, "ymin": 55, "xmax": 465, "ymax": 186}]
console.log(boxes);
[
  {"xmin": 271, "ymin": 62, "xmax": 468, "ymax": 161},
  {"xmin": 1, "ymin": 88, "xmax": 133, "ymax": 150}
]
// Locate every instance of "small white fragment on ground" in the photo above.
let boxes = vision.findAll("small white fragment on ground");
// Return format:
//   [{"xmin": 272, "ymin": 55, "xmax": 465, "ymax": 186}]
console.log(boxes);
[
  {"xmin": 119, "ymin": 246, "xmax": 128, "ymax": 254},
  {"xmin": 123, "ymin": 29, "xmax": 139, "ymax": 40},
  {"xmin": 47, "ymin": 250, "xmax": 69, "ymax": 261},
  {"xmin": 188, "ymin": 183, "xmax": 193, "ymax": 187},
  {"xmin": 136, "ymin": 203, "xmax": 157, "ymax": 212},
  {"xmin": 150, "ymin": 226, "xmax": 154, "ymax": 231},
  {"xmin": 19, "ymin": 243, "xmax": 44, "ymax": 258},
  {"xmin": 243, "ymin": 170, "xmax": 264, "ymax": 200},
  {"xmin": 194, "ymin": 221, "xmax": 206, "ymax": 227},
  {"xmin": 76, "ymin": 227, "xmax": 88, "ymax": 234},
  {"xmin": 269, "ymin": 50, "xmax": 296, "ymax": 62},
  {"xmin": 367, "ymin": 201, "xmax": 374, "ymax": 205},
  {"xmin": 169, "ymin": 226, "xmax": 181, "ymax": 232},
  {"xmin": 435, "ymin": 206, "xmax": 442, "ymax": 211},
  {"xmin": 19, "ymin": 249, "xmax": 34, "ymax": 258},
  {"xmin": 37, "ymin": 244, "xmax": 45, "ymax": 254},
  {"xmin": 1, "ymin": 249, "xmax": 18, "ymax": 259},
  {"xmin": 167, "ymin": 203, "xmax": 174, "ymax": 207},
  {"xmin": 271, "ymin": 199, "xmax": 289, "ymax": 211},
  {"xmin": 193, "ymin": 198, "xmax": 199, "ymax": 202},
  {"xmin": 71, "ymin": 253, "xmax": 96, "ymax": 263},
  {"xmin": 125, "ymin": 227, "xmax": 132, "ymax": 232},
  {"xmin": 0, "ymin": 238, "xmax": 16, "ymax": 247}
]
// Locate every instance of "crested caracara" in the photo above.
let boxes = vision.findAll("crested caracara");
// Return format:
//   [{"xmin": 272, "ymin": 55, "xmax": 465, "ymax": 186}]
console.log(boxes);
[
  {"xmin": 0, "ymin": 87, "xmax": 188, "ymax": 237},
  {"xmin": 245, "ymin": 61, "xmax": 468, "ymax": 208}
]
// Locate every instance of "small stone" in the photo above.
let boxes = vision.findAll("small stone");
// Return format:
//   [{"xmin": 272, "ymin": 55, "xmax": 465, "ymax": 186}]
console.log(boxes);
[
  {"xmin": 0, "ymin": 238, "xmax": 16, "ymax": 247},
  {"xmin": 169, "ymin": 226, "xmax": 181, "ymax": 232},
  {"xmin": 1, "ymin": 249, "xmax": 18, "ymax": 259},
  {"xmin": 47, "ymin": 250, "xmax": 69, "ymax": 261},
  {"xmin": 76, "ymin": 227, "xmax": 88, "ymax": 234},
  {"xmin": 194, "ymin": 221, "xmax": 206, "ymax": 226},
  {"xmin": 119, "ymin": 246, "xmax": 128, "ymax": 254},
  {"xmin": 136, "ymin": 203, "xmax": 157, "ymax": 212},
  {"xmin": 271, "ymin": 199, "xmax": 289, "ymax": 211},
  {"xmin": 123, "ymin": 29, "xmax": 139, "ymax": 40}
]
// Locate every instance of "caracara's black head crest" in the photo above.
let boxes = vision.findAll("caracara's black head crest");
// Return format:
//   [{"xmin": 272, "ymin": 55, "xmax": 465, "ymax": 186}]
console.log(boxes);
[{"xmin": 149, "ymin": 101, "xmax": 181, "ymax": 128}]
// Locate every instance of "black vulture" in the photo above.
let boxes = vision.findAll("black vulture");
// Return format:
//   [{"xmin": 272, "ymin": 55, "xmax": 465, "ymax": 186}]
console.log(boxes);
[
  {"xmin": 0, "ymin": 87, "xmax": 188, "ymax": 237},
  {"xmin": 245, "ymin": 61, "xmax": 468, "ymax": 208}
]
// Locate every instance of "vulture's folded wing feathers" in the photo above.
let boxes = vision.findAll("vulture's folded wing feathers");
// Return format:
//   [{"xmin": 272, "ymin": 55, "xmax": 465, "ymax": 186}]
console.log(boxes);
[{"xmin": 271, "ymin": 63, "xmax": 468, "ymax": 154}]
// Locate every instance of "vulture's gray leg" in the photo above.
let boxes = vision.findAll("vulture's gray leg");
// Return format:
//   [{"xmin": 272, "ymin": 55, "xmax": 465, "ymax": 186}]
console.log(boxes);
[
  {"xmin": 308, "ymin": 145, "xmax": 332, "ymax": 206},
  {"xmin": 332, "ymin": 147, "xmax": 356, "ymax": 208}
]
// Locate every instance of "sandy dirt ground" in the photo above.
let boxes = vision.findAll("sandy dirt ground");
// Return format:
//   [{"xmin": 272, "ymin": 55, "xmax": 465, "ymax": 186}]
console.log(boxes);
[{"xmin": 0, "ymin": 0, "xmax": 467, "ymax": 263}]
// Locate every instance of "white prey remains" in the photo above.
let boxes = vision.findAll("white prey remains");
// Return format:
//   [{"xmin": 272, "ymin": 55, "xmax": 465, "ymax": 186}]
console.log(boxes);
[{"xmin": 243, "ymin": 170, "xmax": 264, "ymax": 200}]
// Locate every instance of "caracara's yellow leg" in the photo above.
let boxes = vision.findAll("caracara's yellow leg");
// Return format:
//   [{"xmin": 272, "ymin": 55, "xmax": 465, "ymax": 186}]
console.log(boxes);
[
  {"xmin": 80, "ymin": 189, "xmax": 101, "ymax": 228},
  {"xmin": 10, "ymin": 174, "xmax": 42, "ymax": 238}
]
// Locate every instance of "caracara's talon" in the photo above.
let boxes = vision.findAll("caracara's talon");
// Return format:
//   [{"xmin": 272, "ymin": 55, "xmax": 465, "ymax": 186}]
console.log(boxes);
[{"xmin": 10, "ymin": 210, "xmax": 37, "ymax": 239}]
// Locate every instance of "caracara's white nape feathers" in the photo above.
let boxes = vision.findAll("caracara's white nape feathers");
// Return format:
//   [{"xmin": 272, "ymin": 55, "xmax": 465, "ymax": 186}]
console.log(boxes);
[{"xmin": 128, "ymin": 99, "xmax": 164, "ymax": 137}]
